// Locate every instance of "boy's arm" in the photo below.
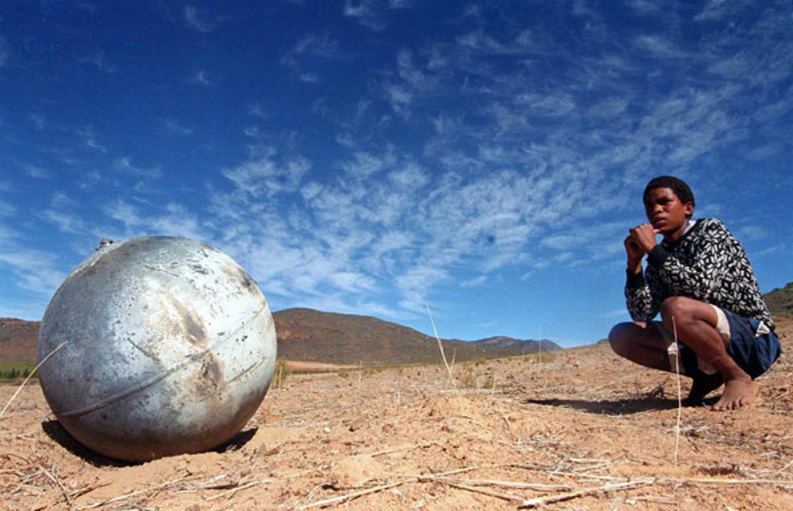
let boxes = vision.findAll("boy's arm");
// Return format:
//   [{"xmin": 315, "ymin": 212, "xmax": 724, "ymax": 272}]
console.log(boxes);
[{"xmin": 624, "ymin": 269, "xmax": 659, "ymax": 322}]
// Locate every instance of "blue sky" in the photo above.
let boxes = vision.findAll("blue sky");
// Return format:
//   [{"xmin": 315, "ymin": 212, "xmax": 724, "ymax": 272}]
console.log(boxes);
[{"xmin": 1, "ymin": 1, "xmax": 791, "ymax": 347}]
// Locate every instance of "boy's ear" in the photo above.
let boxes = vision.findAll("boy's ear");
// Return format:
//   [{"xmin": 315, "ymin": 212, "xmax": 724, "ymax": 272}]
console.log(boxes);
[{"xmin": 683, "ymin": 201, "xmax": 694, "ymax": 218}]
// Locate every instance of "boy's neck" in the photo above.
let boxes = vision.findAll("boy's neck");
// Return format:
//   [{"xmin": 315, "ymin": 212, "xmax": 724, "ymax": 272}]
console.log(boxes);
[{"xmin": 663, "ymin": 218, "xmax": 694, "ymax": 244}]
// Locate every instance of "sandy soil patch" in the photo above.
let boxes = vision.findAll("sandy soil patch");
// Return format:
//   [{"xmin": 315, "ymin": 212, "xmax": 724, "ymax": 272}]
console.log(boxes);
[{"xmin": 2, "ymin": 319, "xmax": 792, "ymax": 510}]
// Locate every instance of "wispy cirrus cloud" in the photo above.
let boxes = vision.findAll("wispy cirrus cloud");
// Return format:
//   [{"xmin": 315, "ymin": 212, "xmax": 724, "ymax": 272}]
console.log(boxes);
[
  {"xmin": 189, "ymin": 69, "xmax": 213, "ymax": 86},
  {"xmin": 281, "ymin": 32, "xmax": 347, "ymax": 83},
  {"xmin": 183, "ymin": 5, "xmax": 218, "ymax": 32},
  {"xmin": 114, "ymin": 157, "xmax": 161, "ymax": 178},
  {"xmin": 78, "ymin": 127, "xmax": 107, "ymax": 153},
  {"xmin": 102, "ymin": 199, "xmax": 209, "ymax": 242},
  {"xmin": 0, "ymin": 249, "xmax": 65, "ymax": 296},
  {"xmin": 343, "ymin": 0, "xmax": 387, "ymax": 32},
  {"xmin": 24, "ymin": 165, "xmax": 51, "ymax": 179},
  {"xmin": 161, "ymin": 118, "xmax": 194, "ymax": 136},
  {"xmin": 78, "ymin": 51, "xmax": 115, "ymax": 74}
]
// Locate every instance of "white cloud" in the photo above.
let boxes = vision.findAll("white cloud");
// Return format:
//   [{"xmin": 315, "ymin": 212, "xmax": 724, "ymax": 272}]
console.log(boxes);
[
  {"xmin": 281, "ymin": 32, "xmax": 346, "ymax": 82},
  {"xmin": 78, "ymin": 127, "xmax": 107, "ymax": 153},
  {"xmin": 384, "ymin": 84, "xmax": 413, "ymax": 117},
  {"xmin": 396, "ymin": 50, "xmax": 438, "ymax": 93},
  {"xmin": 0, "ymin": 249, "xmax": 65, "ymax": 296},
  {"xmin": 39, "ymin": 208, "xmax": 89, "ymax": 235},
  {"xmin": 514, "ymin": 92, "xmax": 577, "ymax": 118},
  {"xmin": 290, "ymin": 32, "xmax": 343, "ymax": 60},
  {"xmin": 115, "ymin": 157, "xmax": 161, "ymax": 178},
  {"xmin": 78, "ymin": 51, "xmax": 115, "ymax": 73},
  {"xmin": 189, "ymin": 69, "xmax": 213, "ymax": 86},
  {"xmin": 634, "ymin": 34, "xmax": 687, "ymax": 59},
  {"xmin": 248, "ymin": 103, "xmax": 268, "ymax": 119},
  {"xmin": 221, "ymin": 151, "xmax": 310, "ymax": 198},
  {"xmin": 388, "ymin": 162, "xmax": 428, "ymax": 189},
  {"xmin": 460, "ymin": 275, "xmax": 487, "ymax": 288},
  {"xmin": 162, "ymin": 118, "xmax": 194, "ymax": 136},
  {"xmin": 103, "ymin": 199, "xmax": 144, "ymax": 229},
  {"xmin": 737, "ymin": 224, "xmax": 769, "ymax": 241},
  {"xmin": 184, "ymin": 5, "xmax": 217, "ymax": 32},
  {"xmin": 340, "ymin": 151, "xmax": 391, "ymax": 178},
  {"xmin": 25, "ymin": 165, "xmax": 51, "ymax": 179},
  {"xmin": 100, "ymin": 199, "xmax": 209, "ymax": 242},
  {"xmin": 628, "ymin": 0, "xmax": 661, "ymax": 15},
  {"xmin": 588, "ymin": 97, "xmax": 630, "ymax": 118},
  {"xmin": 695, "ymin": 0, "xmax": 754, "ymax": 21},
  {"xmin": 343, "ymin": 0, "xmax": 386, "ymax": 32},
  {"xmin": 0, "ymin": 200, "xmax": 15, "ymax": 218}
]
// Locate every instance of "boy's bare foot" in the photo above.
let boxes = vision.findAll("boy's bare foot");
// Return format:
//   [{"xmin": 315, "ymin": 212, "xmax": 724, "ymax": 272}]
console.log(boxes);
[
  {"xmin": 685, "ymin": 374, "xmax": 723, "ymax": 405},
  {"xmin": 712, "ymin": 377, "xmax": 758, "ymax": 411}
]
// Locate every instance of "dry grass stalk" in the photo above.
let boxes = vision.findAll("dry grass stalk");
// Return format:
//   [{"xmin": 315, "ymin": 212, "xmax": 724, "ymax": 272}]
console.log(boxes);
[
  {"xmin": 672, "ymin": 315, "xmax": 683, "ymax": 465},
  {"xmin": 518, "ymin": 478, "xmax": 655, "ymax": 508},
  {"xmin": 39, "ymin": 464, "xmax": 72, "ymax": 507},
  {"xmin": 75, "ymin": 476, "xmax": 194, "ymax": 510},
  {"xmin": 300, "ymin": 479, "xmax": 409, "ymax": 509},
  {"xmin": 439, "ymin": 480, "xmax": 526, "ymax": 503},
  {"xmin": 205, "ymin": 479, "xmax": 269, "ymax": 500},
  {"xmin": 441, "ymin": 477, "xmax": 572, "ymax": 492},
  {"xmin": 304, "ymin": 461, "xmax": 658, "ymax": 510},
  {"xmin": 276, "ymin": 360, "xmax": 284, "ymax": 388},
  {"xmin": 774, "ymin": 459, "xmax": 793, "ymax": 476},
  {"xmin": 425, "ymin": 304, "xmax": 455, "ymax": 388},
  {"xmin": 660, "ymin": 475, "xmax": 793, "ymax": 486},
  {"xmin": 0, "ymin": 340, "xmax": 69, "ymax": 420},
  {"xmin": 368, "ymin": 442, "xmax": 435, "ymax": 458},
  {"xmin": 303, "ymin": 464, "xmax": 506, "ymax": 508}
]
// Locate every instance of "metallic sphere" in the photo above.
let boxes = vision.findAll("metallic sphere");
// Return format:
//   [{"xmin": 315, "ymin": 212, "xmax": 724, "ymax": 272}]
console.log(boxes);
[{"xmin": 37, "ymin": 236, "xmax": 277, "ymax": 462}]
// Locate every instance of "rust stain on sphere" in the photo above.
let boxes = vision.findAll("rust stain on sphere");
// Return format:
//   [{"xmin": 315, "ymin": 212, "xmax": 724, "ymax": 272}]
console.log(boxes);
[{"xmin": 36, "ymin": 237, "xmax": 277, "ymax": 462}]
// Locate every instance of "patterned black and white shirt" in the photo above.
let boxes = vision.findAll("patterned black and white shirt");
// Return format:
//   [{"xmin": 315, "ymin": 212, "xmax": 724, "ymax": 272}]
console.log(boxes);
[{"xmin": 625, "ymin": 218, "xmax": 775, "ymax": 332}]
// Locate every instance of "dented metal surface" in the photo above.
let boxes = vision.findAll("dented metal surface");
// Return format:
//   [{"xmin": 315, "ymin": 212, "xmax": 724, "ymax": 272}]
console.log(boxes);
[{"xmin": 37, "ymin": 236, "xmax": 277, "ymax": 462}]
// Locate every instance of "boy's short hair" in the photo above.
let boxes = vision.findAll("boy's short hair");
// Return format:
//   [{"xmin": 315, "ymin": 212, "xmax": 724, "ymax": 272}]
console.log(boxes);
[{"xmin": 643, "ymin": 176, "xmax": 695, "ymax": 215}]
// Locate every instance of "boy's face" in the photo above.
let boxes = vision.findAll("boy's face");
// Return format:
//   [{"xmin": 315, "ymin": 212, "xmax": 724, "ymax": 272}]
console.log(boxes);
[{"xmin": 643, "ymin": 186, "xmax": 693, "ymax": 237}]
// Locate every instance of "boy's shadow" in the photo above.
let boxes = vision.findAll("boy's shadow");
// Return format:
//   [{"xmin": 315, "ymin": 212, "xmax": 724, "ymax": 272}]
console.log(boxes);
[
  {"xmin": 41, "ymin": 420, "xmax": 258, "ymax": 466},
  {"xmin": 524, "ymin": 396, "xmax": 717, "ymax": 415}
]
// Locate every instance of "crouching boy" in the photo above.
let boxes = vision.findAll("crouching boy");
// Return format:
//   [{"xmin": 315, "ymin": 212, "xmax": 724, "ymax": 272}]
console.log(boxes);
[{"xmin": 609, "ymin": 176, "xmax": 781, "ymax": 410}]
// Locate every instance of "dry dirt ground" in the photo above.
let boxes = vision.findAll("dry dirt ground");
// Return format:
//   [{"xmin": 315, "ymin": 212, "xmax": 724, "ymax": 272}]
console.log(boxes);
[{"xmin": 2, "ymin": 319, "xmax": 792, "ymax": 511}]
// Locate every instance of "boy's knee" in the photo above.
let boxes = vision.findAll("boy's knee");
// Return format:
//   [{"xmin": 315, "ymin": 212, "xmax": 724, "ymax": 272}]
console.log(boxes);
[
  {"xmin": 660, "ymin": 296, "xmax": 697, "ymax": 320},
  {"xmin": 660, "ymin": 296, "xmax": 706, "ymax": 325},
  {"xmin": 608, "ymin": 323, "xmax": 631, "ymax": 355}
]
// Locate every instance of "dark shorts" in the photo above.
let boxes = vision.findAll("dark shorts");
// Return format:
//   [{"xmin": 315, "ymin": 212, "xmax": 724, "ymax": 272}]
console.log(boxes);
[{"xmin": 679, "ymin": 310, "xmax": 782, "ymax": 380}]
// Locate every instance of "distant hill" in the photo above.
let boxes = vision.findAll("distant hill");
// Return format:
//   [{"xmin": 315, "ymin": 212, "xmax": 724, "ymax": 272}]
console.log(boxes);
[
  {"xmin": 0, "ymin": 308, "xmax": 560, "ymax": 366},
  {"xmin": 275, "ymin": 308, "xmax": 558, "ymax": 366},
  {"xmin": 0, "ymin": 318, "xmax": 39, "ymax": 360},
  {"xmin": 469, "ymin": 335, "xmax": 559, "ymax": 353},
  {"xmin": 765, "ymin": 282, "xmax": 793, "ymax": 317}
]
